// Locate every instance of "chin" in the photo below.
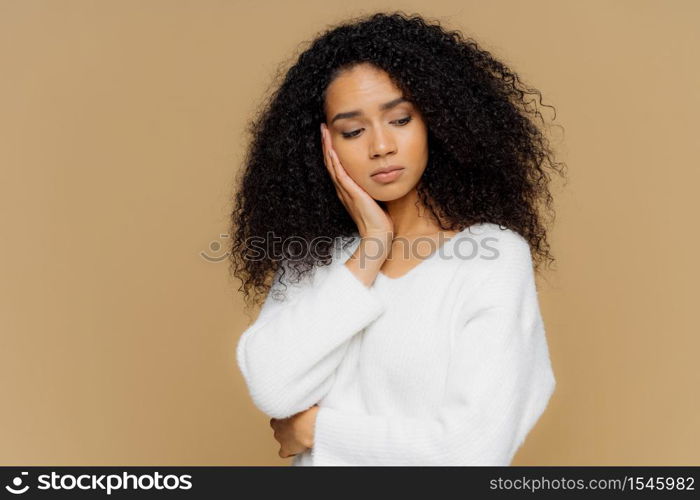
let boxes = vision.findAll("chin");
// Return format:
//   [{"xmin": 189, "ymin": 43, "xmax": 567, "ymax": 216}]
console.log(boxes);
[{"xmin": 368, "ymin": 186, "xmax": 414, "ymax": 202}]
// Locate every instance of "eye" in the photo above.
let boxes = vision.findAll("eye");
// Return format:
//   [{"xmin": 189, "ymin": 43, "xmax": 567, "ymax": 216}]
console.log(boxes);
[{"xmin": 341, "ymin": 116, "xmax": 413, "ymax": 139}]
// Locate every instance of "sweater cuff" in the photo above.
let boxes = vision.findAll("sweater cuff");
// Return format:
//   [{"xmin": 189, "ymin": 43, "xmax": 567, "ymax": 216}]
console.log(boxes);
[{"xmin": 311, "ymin": 405, "xmax": 364, "ymax": 466}]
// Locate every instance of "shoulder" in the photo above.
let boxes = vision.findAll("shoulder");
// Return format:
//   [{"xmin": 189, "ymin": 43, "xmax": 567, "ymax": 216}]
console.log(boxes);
[
  {"xmin": 450, "ymin": 223, "xmax": 535, "ymax": 304},
  {"xmin": 446, "ymin": 224, "xmax": 537, "ymax": 324},
  {"xmin": 453, "ymin": 222, "xmax": 532, "ymax": 271}
]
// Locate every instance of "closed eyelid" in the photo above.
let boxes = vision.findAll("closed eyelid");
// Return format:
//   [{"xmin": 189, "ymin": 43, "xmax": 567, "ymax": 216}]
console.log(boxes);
[
  {"xmin": 343, "ymin": 114, "xmax": 411, "ymax": 127},
  {"xmin": 340, "ymin": 115, "xmax": 412, "ymax": 138}
]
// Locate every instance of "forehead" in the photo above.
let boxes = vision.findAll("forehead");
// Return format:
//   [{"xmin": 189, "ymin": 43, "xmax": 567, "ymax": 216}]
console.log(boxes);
[{"xmin": 324, "ymin": 64, "xmax": 405, "ymax": 111}]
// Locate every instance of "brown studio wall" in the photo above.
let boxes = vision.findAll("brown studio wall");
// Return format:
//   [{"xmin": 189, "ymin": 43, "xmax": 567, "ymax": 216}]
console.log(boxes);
[{"xmin": 0, "ymin": 0, "xmax": 697, "ymax": 465}]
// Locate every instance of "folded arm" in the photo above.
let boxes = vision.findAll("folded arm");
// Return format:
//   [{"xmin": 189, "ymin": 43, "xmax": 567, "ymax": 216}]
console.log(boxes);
[{"xmin": 237, "ymin": 260, "xmax": 386, "ymax": 419}]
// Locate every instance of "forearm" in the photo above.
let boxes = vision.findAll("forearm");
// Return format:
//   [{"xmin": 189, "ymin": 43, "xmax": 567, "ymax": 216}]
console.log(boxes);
[
  {"xmin": 344, "ymin": 233, "xmax": 391, "ymax": 287},
  {"xmin": 238, "ymin": 260, "xmax": 387, "ymax": 419}
]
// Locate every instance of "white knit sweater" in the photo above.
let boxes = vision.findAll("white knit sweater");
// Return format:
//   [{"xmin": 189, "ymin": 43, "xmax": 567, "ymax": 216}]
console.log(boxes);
[{"xmin": 236, "ymin": 222, "xmax": 556, "ymax": 466}]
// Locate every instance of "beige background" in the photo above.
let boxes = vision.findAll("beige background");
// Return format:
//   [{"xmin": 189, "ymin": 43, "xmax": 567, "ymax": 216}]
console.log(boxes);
[{"xmin": 1, "ymin": 0, "xmax": 697, "ymax": 465}]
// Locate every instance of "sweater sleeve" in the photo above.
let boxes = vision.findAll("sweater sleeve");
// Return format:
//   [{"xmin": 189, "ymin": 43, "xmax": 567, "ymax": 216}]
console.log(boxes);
[
  {"xmin": 310, "ymin": 233, "xmax": 556, "ymax": 465},
  {"xmin": 236, "ymin": 259, "xmax": 387, "ymax": 420}
]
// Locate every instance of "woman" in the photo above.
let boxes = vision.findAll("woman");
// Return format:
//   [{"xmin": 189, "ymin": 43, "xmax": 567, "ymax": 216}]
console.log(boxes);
[{"xmin": 230, "ymin": 11, "xmax": 567, "ymax": 466}]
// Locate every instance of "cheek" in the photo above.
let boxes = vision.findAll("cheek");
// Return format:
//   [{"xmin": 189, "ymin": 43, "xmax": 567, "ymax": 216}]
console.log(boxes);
[
  {"xmin": 409, "ymin": 127, "xmax": 429, "ymax": 153},
  {"xmin": 334, "ymin": 149, "xmax": 364, "ymax": 177}
]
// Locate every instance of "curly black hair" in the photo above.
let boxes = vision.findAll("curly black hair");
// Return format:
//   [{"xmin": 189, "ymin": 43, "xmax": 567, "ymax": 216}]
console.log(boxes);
[{"xmin": 228, "ymin": 10, "xmax": 567, "ymax": 311}]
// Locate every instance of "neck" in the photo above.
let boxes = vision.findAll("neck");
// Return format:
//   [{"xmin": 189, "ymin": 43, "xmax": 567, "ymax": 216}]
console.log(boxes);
[{"xmin": 383, "ymin": 188, "xmax": 445, "ymax": 237}]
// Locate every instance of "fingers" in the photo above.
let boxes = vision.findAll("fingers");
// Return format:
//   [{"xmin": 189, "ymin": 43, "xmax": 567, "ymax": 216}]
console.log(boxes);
[
  {"xmin": 278, "ymin": 446, "xmax": 297, "ymax": 458},
  {"xmin": 320, "ymin": 124, "xmax": 351, "ymax": 202},
  {"xmin": 328, "ymin": 151, "xmax": 348, "ymax": 200},
  {"xmin": 320, "ymin": 124, "xmax": 337, "ymax": 183},
  {"xmin": 322, "ymin": 128, "xmax": 344, "ymax": 197}
]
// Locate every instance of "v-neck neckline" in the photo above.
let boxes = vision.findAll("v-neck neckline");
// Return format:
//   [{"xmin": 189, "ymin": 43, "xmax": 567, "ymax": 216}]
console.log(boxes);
[{"xmin": 376, "ymin": 230, "xmax": 461, "ymax": 282}]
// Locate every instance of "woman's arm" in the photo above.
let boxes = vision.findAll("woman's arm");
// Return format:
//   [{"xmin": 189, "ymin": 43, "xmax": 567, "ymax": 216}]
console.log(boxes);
[
  {"xmin": 310, "ymin": 233, "xmax": 557, "ymax": 465},
  {"xmin": 236, "ymin": 258, "xmax": 386, "ymax": 420},
  {"xmin": 238, "ymin": 123, "xmax": 395, "ymax": 421}
]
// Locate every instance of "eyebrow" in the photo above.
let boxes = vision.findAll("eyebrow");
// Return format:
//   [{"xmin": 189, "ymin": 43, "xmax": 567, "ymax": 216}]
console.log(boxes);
[{"xmin": 330, "ymin": 97, "xmax": 409, "ymax": 124}]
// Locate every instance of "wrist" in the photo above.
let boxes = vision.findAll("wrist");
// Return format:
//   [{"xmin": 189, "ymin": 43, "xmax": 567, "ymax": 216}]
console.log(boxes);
[
  {"xmin": 301, "ymin": 406, "xmax": 320, "ymax": 448},
  {"xmin": 359, "ymin": 233, "xmax": 392, "ymax": 258}
]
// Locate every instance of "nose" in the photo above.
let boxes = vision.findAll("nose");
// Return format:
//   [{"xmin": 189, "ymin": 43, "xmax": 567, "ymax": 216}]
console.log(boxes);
[{"xmin": 369, "ymin": 126, "xmax": 397, "ymax": 159}]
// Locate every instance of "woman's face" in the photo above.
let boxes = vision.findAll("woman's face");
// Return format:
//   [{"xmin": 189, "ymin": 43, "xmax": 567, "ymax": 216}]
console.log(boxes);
[{"xmin": 323, "ymin": 63, "xmax": 429, "ymax": 202}]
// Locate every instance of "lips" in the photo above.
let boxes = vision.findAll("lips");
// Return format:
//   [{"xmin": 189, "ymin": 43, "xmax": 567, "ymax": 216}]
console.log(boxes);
[
  {"xmin": 370, "ymin": 167, "xmax": 405, "ymax": 184},
  {"xmin": 371, "ymin": 166, "xmax": 404, "ymax": 177}
]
